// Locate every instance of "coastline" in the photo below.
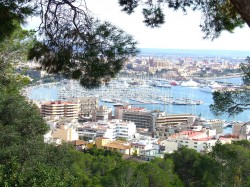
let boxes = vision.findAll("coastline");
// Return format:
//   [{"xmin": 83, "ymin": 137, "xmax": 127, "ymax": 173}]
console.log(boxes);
[{"xmin": 189, "ymin": 74, "xmax": 243, "ymax": 80}]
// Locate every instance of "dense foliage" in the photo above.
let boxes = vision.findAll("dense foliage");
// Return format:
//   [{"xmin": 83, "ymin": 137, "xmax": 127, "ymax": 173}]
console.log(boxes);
[{"xmin": 166, "ymin": 142, "xmax": 250, "ymax": 187}]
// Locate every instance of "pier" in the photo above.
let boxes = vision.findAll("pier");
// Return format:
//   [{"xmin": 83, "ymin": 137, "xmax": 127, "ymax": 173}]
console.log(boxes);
[
  {"xmin": 189, "ymin": 73, "xmax": 243, "ymax": 87},
  {"xmin": 188, "ymin": 73, "xmax": 243, "ymax": 81}
]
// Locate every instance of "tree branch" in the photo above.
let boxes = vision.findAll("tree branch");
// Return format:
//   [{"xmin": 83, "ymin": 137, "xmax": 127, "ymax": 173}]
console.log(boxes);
[{"xmin": 230, "ymin": 0, "xmax": 250, "ymax": 27}]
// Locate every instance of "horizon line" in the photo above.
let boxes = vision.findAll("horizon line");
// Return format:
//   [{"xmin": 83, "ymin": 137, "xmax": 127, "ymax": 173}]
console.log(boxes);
[{"xmin": 139, "ymin": 48, "xmax": 250, "ymax": 52}]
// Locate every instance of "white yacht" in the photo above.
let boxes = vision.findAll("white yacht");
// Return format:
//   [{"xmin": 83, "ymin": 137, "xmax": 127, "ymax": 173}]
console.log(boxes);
[
  {"xmin": 200, "ymin": 82, "xmax": 222, "ymax": 93},
  {"xmin": 199, "ymin": 86, "xmax": 215, "ymax": 93},
  {"xmin": 180, "ymin": 79, "xmax": 199, "ymax": 87}
]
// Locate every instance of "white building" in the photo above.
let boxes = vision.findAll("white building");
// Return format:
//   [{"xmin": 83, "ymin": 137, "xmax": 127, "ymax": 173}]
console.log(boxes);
[
  {"xmin": 162, "ymin": 129, "xmax": 218, "ymax": 153},
  {"xmin": 77, "ymin": 119, "xmax": 136, "ymax": 140},
  {"xmin": 129, "ymin": 134, "xmax": 161, "ymax": 156},
  {"xmin": 103, "ymin": 120, "xmax": 136, "ymax": 140}
]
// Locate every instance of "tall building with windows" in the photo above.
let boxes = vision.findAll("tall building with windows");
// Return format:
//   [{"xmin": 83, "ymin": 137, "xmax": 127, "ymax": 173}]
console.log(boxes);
[
  {"xmin": 69, "ymin": 97, "xmax": 98, "ymax": 118},
  {"xmin": 122, "ymin": 109, "xmax": 154, "ymax": 131},
  {"xmin": 92, "ymin": 105, "xmax": 112, "ymax": 122},
  {"xmin": 41, "ymin": 101, "xmax": 79, "ymax": 119},
  {"xmin": 102, "ymin": 120, "xmax": 136, "ymax": 140},
  {"xmin": 115, "ymin": 105, "xmax": 198, "ymax": 135}
]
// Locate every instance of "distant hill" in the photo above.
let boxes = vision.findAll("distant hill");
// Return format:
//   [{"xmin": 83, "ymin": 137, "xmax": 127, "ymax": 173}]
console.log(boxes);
[{"xmin": 139, "ymin": 48, "xmax": 250, "ymax": 58}]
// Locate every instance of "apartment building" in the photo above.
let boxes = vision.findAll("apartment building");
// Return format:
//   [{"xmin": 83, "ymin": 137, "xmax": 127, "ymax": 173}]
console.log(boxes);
[
  {"xmin": 122, "ymin": 109, "xmax": 154, "ymax": 131},
  {"xmin": 69, "ymin": 97, "xmax": 98, "ymax": 118},
  {"xmin": 163, "ymin": 130, "xmax": 217, "ymax": 153},
  {"xmin": 77, "ymin": 119, "xmax": 136, "ymax": 140},
  {"xmin": 156, "ymin": 113, "xmax": 196, "ymax": 126},
  {"xmin": 92, "ymin": 105, "xmax": 112, "ymax": 121},
  {"xmin": 123, "ymin": 110, "xmax": 196, "ymax": 134},
  {"xmin": 114, "ymin": 105, "xmax": 146, "ymax": 119},
  {"xmin": 162, "ymin": 129, "xmax": 237, "ymax": 153},
  {"xmin": 130, "ymin": 134, "xmax": 160, "ymax": 156},
  {"xmin": 41, "ymin": 101, "xmax": 79, "ymax": 119},
  {"xmin": 115, "ymin": 104, "xmax": 197, "ymax": 134},
  {"xmin": 155, "ymin": 114, "xmax": 197, "ymax": 138}
]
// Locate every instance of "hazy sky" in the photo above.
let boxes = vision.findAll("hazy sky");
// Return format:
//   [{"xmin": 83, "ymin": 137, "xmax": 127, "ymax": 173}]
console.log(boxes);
[
  {"xmin": 85, "ymin": 0, "xmax": 250, "ymax": 51},
  {"xmin": 27, "ymin": 0, "xmax": 250, "ymax": 51}
]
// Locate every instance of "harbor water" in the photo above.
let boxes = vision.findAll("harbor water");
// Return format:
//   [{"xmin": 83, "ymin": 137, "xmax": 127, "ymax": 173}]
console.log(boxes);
[{"xmin": 28, "ymin": 77, "xmax": 250, "ymax": 124}]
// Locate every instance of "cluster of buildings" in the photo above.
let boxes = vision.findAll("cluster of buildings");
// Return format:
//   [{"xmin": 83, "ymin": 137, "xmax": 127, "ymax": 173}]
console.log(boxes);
[
  {"xmin": 16, "ymin": 50, "xmax": 249, "ymax": 161},
  {"xmin": 122, "ymin": 55, "xmax": 242, "ymax": 79},
  {"xmin": 37, "ymin": 96, "xmax": 250, "ymax": 160}
]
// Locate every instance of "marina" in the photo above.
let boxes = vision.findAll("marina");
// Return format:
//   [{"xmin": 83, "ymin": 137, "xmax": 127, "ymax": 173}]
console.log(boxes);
[
  {"xmin": 26, "ymin": 78, "xmax": 204, "ymax": 106},
  {"xmin": 25, "ymin": 77, "xmax": 250, "ymax": 124}
]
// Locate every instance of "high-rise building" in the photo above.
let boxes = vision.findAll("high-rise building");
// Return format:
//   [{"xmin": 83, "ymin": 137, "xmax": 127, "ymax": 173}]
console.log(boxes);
[
  {"xmin": 123, "ymin": 109, "xmax": 153, "ymax": 131},
  {"xmin": 115, "ymin": 105, "xmax": 198, "ymax": 135},
  {"xmin": 69, "ymin": 97, "xmax": 98, "ymax": 118},
  {"xmin": 41, "ymin": 101, "xmax": 79, "ymax": 119}
]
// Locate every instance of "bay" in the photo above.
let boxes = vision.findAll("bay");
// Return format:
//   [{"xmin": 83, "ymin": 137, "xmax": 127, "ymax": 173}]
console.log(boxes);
[{"xmin": 29, "ymin": 77, "xmax": 250, "ymax": 123}]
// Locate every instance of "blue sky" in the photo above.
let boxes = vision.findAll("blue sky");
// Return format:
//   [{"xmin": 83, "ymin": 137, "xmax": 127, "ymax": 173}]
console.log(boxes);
[{"xmin": 27, "ymin": 0, "xmax": 250, "ymax": 51}]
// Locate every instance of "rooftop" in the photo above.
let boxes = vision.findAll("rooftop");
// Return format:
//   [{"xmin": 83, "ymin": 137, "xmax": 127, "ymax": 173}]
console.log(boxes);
[
  {"xmin": 104, "ymin": 140, "xmax": 131, "ymax": 149},
  {"xmin": 42, "ymin": 100, "xmax": 77, "ymax": 105},
  {"xmin": 169, "ymin": 130, "xmax": 206, "ymax": 139},
  {"xmin": 180, "ymin": 130, "xmax": 204, "ymax": 137},
  {"xmin": 192, "ymin": 137, "xmax": 215, "ymax": 141}
]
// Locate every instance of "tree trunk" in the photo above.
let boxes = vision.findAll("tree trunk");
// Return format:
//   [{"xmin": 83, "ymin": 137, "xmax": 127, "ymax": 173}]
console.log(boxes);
[{"xmin": 230, "ymin": 0, "xmax": 250, "ymax": 27}]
